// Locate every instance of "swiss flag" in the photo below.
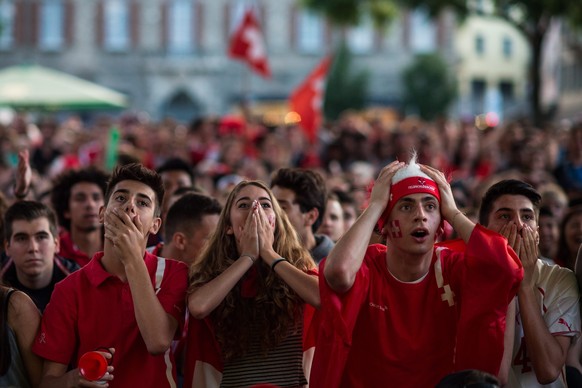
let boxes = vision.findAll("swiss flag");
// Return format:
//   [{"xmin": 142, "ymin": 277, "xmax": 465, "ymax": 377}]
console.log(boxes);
[
  {"xmin": 289, "ymin": 56, "xmax": 332, "ymax": 143},
  {"xmin": 228, "ymin": 8, "xmax": 271, "ymax": 78}
]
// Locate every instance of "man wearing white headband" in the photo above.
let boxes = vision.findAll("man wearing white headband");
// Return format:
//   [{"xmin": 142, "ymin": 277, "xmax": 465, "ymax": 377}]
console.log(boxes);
[{"xmin": 310, "ymin": 156, "xmax": 524, "ymax": 388}]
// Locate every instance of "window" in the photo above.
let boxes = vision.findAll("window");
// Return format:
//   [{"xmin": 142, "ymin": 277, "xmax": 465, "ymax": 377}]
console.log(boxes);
[
  {"xmin": 471, "ymin": 79, "xmax": 486, "ymax": 113},
  {"xmin": 475, "ymin": 34, "xmax": 485, "ymax": 55},
  {"xmin": 168, "ymin": 0, "xmax": 194, "ymax": 54},
  {"xmin": 410, "ymin": 8, "xmax": 435, "ymax": 53},
  {"xmin": 502, "ymin": 36, "xmax": 512, "ymax": 59},
  {"xmin": 39, "ymin": 0, "xmax": 64, "ymax": 51},
  {"xmin": 104, "ymin": 0, "xmax": 130, "ymax": 51},
  {"xmin": 296, "ymin": 10, "xmax": 323, "ymax": 53},
  {"xmin": 0, "ymin": 0, "xmax": 14, "ymax": 50},
  {"xmin": 499, "ymin": 81, "xmax": 514, "ymax": 103},
  {"xmin": 347, "ymin": 16, "xmax": 374, "ymax": 54}
]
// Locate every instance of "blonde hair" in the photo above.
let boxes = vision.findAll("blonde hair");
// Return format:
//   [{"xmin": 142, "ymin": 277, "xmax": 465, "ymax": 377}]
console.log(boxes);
[{"xmin": 189, "ymin": 180, "xmax": 315, "ymax": 360}]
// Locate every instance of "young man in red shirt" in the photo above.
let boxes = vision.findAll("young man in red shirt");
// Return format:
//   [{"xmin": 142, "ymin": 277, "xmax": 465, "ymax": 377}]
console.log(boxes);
[
  {"xmin": 311, "ymin": 156, "xmax": 523, "ymax": 388},
  {"xmin": 33, "ymin": 163, "xmax": 188, "ymax": 388}
]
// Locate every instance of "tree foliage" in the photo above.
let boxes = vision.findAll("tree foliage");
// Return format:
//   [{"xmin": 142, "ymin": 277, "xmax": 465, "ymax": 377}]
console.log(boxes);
[
  {"xmin": 302, "ymin": 0, "xmax": 582, "ymax": 125},
  {"xmin": 301, "ymin": 0, "xmax": 399, "ymax": 28},
  {"xmin": 402, "ymin": 53, "xmax": 457, "ymax": 120},
  {"xmin": 324, "ymin": 43, "xmax": 369, "ymax": 121}
]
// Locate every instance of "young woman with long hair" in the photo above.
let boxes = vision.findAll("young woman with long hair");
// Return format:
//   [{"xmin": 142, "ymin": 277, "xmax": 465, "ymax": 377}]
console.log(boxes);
[{"xmin": 185, "ymin": 180, "xmax": 319, "ymax": 388}]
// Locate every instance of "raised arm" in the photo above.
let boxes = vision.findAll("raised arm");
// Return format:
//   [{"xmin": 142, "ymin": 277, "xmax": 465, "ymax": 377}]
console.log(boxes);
[
  {"xmin": 511, "ymin": 224, "xmax": 570, "ymax": 383},
  {"xmin": 420, "ymin": 164, "xmax": 475, "ymax": 242},
  {"xmin": 324, "ymin": 161, "xmax": 404, "ymax": 293},
  {"xmin": 498, "ymin": 298, "xmax": 516, "ymax": 385},
  {"xmin": 255, "ymin": 201, "xmax": 320, "ymax": 309},
  {"xmin": 188, "ymin": 256, "xmax": 256, "ymax": 319},
  {"xmin": 188, "ymin": 200, "xmax": 261, "ymax": 319},
  {"xmin": 104, "ymin": 209, "xmax": 181, "ymax": 355},
  {"xmin": 13, "ymin": 149, "xmax": 32, "ymax": 201}
]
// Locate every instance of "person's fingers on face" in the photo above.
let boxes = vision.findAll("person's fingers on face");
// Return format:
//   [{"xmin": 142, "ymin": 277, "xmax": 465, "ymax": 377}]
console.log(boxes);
[
  {"xmin": 132, "ymin": 213, "xmax": 143, "ymax": 234},
  {"xmin": 256, "ymin": 203, "xmax": 266, "ymax": 225},
  {"xmin": 523, "ymin": 225, "xmax": 538, "ymax": 260},
  {"xmin": 116, "ymin": 208, "xmax": 137, "ymax": 228},
  {"xmin": 498, "ymin": 222, "xmax": 510, "ymax": 239},
  {"xmin": 514, "ymin": 238, "xmax": 523, "ymax": 259},
  {"xmin": 244, "ymin": 201, "xmax": 258, "ymax": 229},
  {"xmin": 505, "ymin": 224, "xmax": 522, "ymax": 251},
  {"xmin": 104, "ymin": 211, "xmax": 118, "ymax": 230}
]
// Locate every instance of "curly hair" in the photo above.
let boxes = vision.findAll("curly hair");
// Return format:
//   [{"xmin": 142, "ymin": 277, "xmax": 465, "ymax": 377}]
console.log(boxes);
[
  {"xmin": 189, "ymin": 180, "xmax": 315, "ymax": 361},
  {"xmin": 50, "ymin": 167, "xmax": 109, "ymax": 230}
]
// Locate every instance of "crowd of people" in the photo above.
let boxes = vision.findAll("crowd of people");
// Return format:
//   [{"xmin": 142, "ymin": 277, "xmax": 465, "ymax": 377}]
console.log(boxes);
[{"xmin": 0, "ymin": 110, "xmax": 581, "ymax": 387}]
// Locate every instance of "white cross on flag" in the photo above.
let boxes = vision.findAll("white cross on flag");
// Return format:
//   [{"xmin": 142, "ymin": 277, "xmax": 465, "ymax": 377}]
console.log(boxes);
[
  {"xmin": 228, "ymin": 8, "xmax": 271, "ymax": 78},
  {"xmin": 289, "ymin": 56, "xmax": 332, "ymax": 143}
]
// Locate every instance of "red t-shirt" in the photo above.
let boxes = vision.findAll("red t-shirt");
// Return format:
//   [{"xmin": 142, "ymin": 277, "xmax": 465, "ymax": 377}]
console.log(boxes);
[
  {"xmin": 310, "ymin": 224, "xmax": 523, "ymax": 388},
  {"xmin": 340, "ymin": 244, "xmax": 458, "ymax": 387},
  {"xmin": 33, "ymin": 251, "xmax": 188, "ymax": 387}
]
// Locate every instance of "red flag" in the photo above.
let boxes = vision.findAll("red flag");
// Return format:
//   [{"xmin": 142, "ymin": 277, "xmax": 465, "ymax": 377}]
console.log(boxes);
[
  {"xmin": 228, "ymin": 8, "xmax": 271, "ymax": 78},
  {"xmin": 289, "ymin": 56, "xmax": 332, "ymax": 143}
]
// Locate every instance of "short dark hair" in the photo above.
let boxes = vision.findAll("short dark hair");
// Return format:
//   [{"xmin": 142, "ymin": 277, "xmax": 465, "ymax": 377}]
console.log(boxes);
[
  {"xmin": 156, "ymin": 158, "xmax": 195, "ymax": 185},
  {"xmin": 539, "ymin": 206, "xmax": 554, "ymax": 218},
  {"xmin": 4, "ymin": 201, "xmax": 58, "ymax": 242},
  {"xmin": 270, "ymin": 168, "xmax": 327, "ymax": 232},
  {"xmin": 50, "ymin": 167, "xmax": 109, "ymax": 230},
  {"xmin": 479, "ymin": 179, "xmax": 542, "ymax": 226},
  {"xmin": 105, "ymin": 163, "xmax": 165, "ymax": 216},
  {"xmin": 333, "ymin": 188, "xmax": 356, "ymax": 207},
  {"xmin": 436, "ymin": 369, "xmax": 500, "ymax": 388},
  {"xmin": 164, "ymin": 193, "xmax": 222, "ymax": 241}
]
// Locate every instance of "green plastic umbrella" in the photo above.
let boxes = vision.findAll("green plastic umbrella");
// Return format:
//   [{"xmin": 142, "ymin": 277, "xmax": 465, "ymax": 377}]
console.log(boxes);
[{"xmin": 0, "ymin": 64, "xmax": 128, "ymax": 110}]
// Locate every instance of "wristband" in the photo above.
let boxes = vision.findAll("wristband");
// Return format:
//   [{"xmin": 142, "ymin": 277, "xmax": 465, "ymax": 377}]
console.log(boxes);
[
  {"xmin": 240, "ymin": 254, "xmax": 257, "ymax": 264},
  {"xmin": 271, "ymin": 258, "xmax": 287, "ymax": 271}
]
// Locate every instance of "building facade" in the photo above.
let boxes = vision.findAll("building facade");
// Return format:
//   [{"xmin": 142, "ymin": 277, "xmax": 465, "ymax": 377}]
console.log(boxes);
[
  {"xmin": 0, "ymin": 0, "xmax": 461, "ymax": 123},
  {"xmin": 454, "ymin": 15, "xmax": 530, "ymax": 120}
]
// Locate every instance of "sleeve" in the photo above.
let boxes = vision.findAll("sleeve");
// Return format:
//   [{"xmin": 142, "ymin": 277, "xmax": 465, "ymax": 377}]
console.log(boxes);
[
  {"xmin": 158, "ymin": 260, "xmax": 189, "ymax": 334},
  {"xmin": 309, "ymin": 249, "xmax": 374, "ymax": 388},
  {"xmin": 442, "ymin": 224, "xmax": 524, "ymax": 375},
  {"xmin": 183, "ymin": 316, "xmax": 223, "ymax": 388},
  {"xmin": 32, "ymin": 280, "xmax": 78, "ymax": 364},
  {"xmin": 546, "ymin": 268, "xmax": 581, "ymax": 338}
]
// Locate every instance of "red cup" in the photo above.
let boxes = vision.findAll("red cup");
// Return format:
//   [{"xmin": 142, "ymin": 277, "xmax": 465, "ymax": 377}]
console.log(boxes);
[{"xmin": 78, "ymin": 351, "xmax": 109, "ymax": 381}]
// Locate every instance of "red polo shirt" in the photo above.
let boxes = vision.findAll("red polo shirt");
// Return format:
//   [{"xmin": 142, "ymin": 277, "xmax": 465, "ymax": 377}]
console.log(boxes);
[{"xmin": 33, "ymin": 251, "xmax": 188, "ymax": 387}]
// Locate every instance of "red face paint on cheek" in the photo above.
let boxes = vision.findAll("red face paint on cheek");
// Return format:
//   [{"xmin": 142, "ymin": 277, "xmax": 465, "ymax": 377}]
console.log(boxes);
[{"xmin": 390, "ymin": 220, "xmax": 403, "ymax": 238}]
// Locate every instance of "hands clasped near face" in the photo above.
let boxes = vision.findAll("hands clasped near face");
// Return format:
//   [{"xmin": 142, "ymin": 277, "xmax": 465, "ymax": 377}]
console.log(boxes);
[
  {"xmin": 234, "ymin": 190, "xmax": 276, "ymax": 262},
  {"xmin": 103, "ymin": 207, "xmax": 148, "ymax": 265},
  {"xmin": 499, "ymin": 222, "xmax": 538, "ymax": 288}
]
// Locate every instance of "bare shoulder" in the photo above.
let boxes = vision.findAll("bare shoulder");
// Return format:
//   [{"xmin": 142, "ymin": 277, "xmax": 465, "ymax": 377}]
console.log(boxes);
[{"xmin": 7, "ymin": 290, "xmax": 40, "ymax": 328}]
